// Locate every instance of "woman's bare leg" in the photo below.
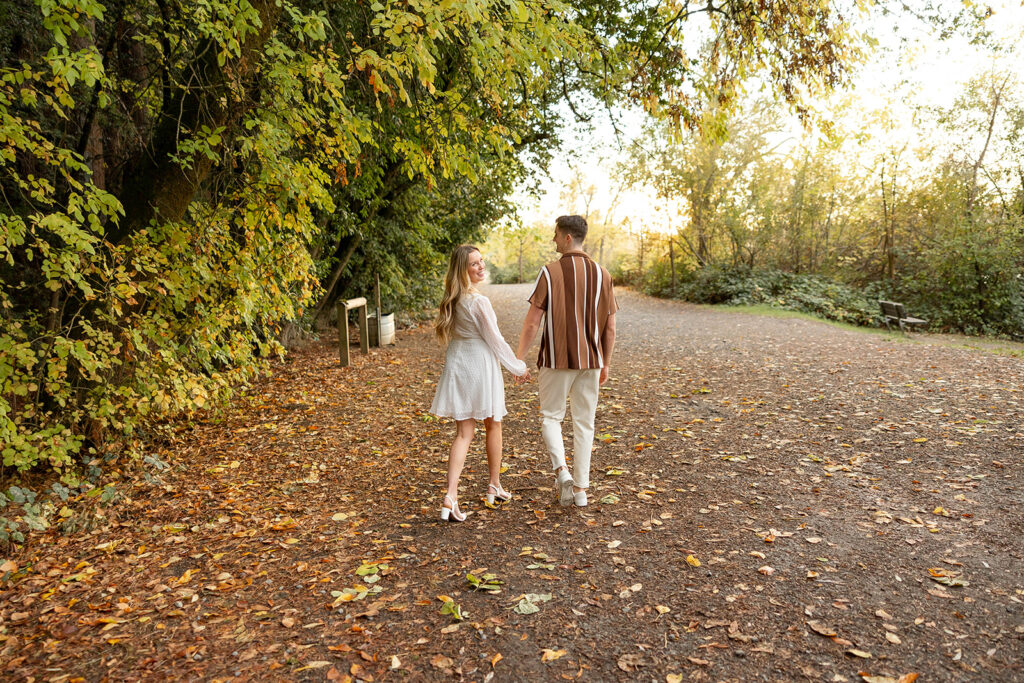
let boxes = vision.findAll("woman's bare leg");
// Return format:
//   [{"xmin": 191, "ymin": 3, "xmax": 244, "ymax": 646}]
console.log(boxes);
[
  {"xmin": 445, "ymin": 419, "xmax": 475, "ymax": 507},
  {"xmin": 484, "ymin": 417, "xmax": 503, "ymax": 489}
]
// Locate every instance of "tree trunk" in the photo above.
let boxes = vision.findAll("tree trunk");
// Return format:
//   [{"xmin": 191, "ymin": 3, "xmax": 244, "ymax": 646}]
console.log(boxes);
[
  {"xmin": 111, "ymin": 1, "xmax": 281, "ymax": 242},
  {"xmin": 311, "ymin": 235, "xmax": 363, "ymax": 323}
]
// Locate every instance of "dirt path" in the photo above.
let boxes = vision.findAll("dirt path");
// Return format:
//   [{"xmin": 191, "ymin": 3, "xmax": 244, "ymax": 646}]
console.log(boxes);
[{"xmin": 2, "ymin": 285, "xmax": 1022, "ymax": 682}]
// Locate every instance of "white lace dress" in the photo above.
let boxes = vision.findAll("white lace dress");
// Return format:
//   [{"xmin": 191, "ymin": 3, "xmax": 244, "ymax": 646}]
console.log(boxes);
[{"xmin": 430, "ymin": 292, "xmax": 527, "ymax": 422}]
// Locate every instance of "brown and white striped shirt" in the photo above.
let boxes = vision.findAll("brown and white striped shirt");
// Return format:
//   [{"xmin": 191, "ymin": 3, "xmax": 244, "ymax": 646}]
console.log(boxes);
[{"xmin": 528, "ymin": 251, "xmax": 618, "ymax": 369}]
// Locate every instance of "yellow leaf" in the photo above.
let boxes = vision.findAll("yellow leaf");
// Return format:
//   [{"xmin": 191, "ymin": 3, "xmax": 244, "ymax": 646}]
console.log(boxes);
[
  {"xmin": 176, "ymin": 568, "xmax": 199, "ymax": 584},
  {"xmin": 541, "ymin": 648, "xmax": 567, "ymax": 662},
  {"xmin": 491, "ymin": 653, "xmax": 503, "ymax": 668},
  {"xmin": 846, "ymin": 648, "xmax": 873, "ymax": 658},
  {"xmin": 686, "ymin": 555, "xmax": 701, "ymax": 567},
  {"xmin": 655, "ymin": 605, "xmax": 671, "ymax": 614},
  {"xmin": 912, "ymin": 438, "xmax": 928, "ymax": 443},
  {"xmin": 667, "ymin": 675, "xmax": 684, "ymax": 683}
]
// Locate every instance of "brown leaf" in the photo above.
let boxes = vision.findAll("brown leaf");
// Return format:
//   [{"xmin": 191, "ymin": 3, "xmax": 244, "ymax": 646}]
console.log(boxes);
[
  {"xmin": 430, "ymin": 654, "xmax": 453, "ymax": 669},
  {"xmin": 617, "ymin": 653, "xmax": 644, "ymax": 672},
  {"xmin": 807, "ymin": 620, "xmax": 837, "ymax": 637},
  {"xmin": 541, "ymin": 648, "xmax": 567, "ymax": 662},
  {"xmin": 687, "ymin": 656, "xmax": 711, "ymax": 666},
  {"xmin": 349, "ymin": 663, "xmax": 373, "ymax": 681}
]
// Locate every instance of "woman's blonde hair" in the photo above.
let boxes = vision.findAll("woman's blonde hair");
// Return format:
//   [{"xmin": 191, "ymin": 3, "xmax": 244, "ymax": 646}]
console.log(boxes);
[{"xmin": 434, "ymin": 244, "xmax": 480, "ymax": 345}]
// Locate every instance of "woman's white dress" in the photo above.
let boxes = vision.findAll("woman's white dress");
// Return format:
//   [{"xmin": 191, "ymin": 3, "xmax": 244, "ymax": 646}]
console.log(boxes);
[{"xmin": 430, "ymin": 292, "xmax": 527, "ymax": 422}]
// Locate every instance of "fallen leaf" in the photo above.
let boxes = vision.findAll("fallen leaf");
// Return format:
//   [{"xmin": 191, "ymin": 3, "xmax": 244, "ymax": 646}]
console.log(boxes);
[
  {"xmin": 541, "ymin": 648, "xmax": 567, "ymax": 662},
  {"xmin": 687, "ymin": 656, "xmax": 711, "ymax": 666},
  {"xmin": 807, "ymin": 620, "xmax": 837, "ymax": 637},
  {"xmin": 617, "ymin": 653, "xmax": 643, "ymax": 671},
  {"xmin": 885, "ymin": 632, "xmax": 902, "ymax": 645},
  {"xmin": 686, "ymin": 555, "xmax": 701, "ymax": 567},
  {"xmin": 491, "ymin": 653, "xmax": 502, "ymax": 668},
  {"xmin": 349, "ymin": 663, "xmax": 372, "ymax": 681},
  {"xmin": 846, "ymin": 648, "xmax": 872, "ymax": 658},
  {"xmin": 859, "ymin": 675, "xmax": 918, "ymax": 683},
  {"xmin": 655, "ymin": 605, "xmax": 671, "ymax": 615},
  {"xmin": 430, "ymin": 654, "xmax": 453, "ymax": 669},
  {"xmin": 666, "ymin": 674, "xmax": 683, "ymax": 683}
]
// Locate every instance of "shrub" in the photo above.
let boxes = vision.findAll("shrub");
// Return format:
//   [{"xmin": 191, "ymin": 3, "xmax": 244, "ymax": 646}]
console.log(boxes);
[{"xmin": 643, "ymin": 265, "xmax": 880, "ymax": 326}]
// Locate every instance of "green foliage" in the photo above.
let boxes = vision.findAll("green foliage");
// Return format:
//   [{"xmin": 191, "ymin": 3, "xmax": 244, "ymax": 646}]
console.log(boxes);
[
  {"xmin": 646, "ymin": 265, "xmax": 879, "ymax": 327},
  {"xmin": 0, "ymin": 0, "xmax": 584, "ymax": 485},
  {"xmin": 893, "ymin": 229, "xmax": 1024, "ymax": 337}
]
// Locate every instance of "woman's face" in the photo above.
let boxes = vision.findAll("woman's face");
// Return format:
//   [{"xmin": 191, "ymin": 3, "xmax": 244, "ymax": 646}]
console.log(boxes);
[{"xmin": 467, "ymin": 250, "xmax": 486, "ymax": 284}]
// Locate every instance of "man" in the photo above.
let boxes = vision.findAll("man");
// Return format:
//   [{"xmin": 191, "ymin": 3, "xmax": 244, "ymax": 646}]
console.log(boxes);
[{"xmin": 515, "ymin": 215, "xmax": 617, "ymax": 507}]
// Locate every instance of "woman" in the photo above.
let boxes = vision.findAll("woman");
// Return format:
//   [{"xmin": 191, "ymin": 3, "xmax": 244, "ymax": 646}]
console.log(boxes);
[{"xmin": 430, "ymin": 245, "xmax": 530, "ymax": 521}]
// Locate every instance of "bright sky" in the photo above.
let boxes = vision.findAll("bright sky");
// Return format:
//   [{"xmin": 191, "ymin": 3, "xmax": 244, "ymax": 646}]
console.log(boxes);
[{"xmin": 510, "ymin": 0, "xmax": 1024, "ymax": 235}]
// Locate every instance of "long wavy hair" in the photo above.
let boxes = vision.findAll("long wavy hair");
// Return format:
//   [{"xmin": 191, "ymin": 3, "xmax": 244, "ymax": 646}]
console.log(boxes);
[{"xmin": 434, "ymin": 244, "xmax": 480, "ymax": 345}]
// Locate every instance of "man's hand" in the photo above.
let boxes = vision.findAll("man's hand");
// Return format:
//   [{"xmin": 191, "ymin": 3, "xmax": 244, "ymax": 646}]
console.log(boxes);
[
  {"xmin": 515, "ymin": 369, "xmax": 532, "ymax": 384},
  {"xmin": 599, "ymin": 366, "xmax": 609, "ymax": 386}
]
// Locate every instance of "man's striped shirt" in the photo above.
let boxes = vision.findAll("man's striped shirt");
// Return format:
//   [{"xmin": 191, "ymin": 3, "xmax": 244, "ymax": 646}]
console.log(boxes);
[{"xmin": 528, "ymin": 251, "xmax": 618, "ymax": 369}]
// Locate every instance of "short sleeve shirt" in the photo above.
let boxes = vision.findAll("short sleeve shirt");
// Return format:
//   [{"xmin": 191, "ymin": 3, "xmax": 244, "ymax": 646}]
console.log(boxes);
[{"xmin": 528, "ymin": 251, "xmax": 618, "ymax": 369}]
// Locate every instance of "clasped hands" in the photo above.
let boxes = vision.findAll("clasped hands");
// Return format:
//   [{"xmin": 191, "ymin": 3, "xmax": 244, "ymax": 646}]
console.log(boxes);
[{"xmin": 514, "ymin": 367, "xmax": 533, "ymax": 385}]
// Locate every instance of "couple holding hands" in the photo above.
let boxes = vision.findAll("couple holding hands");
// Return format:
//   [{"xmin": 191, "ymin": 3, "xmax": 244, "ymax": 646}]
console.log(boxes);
[{"xmin": 429, "ymin": 215, "xmax": 618, "ymax": 522}]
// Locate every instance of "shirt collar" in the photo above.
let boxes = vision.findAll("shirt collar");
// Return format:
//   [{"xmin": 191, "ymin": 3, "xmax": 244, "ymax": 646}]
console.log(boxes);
[{"xmin": 560, "ymin": 250, "xmax": 588, "ymax": 259}]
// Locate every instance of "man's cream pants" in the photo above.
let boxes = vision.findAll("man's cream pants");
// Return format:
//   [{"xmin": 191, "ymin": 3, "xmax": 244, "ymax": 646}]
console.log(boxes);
[{"xmin": 538, "ymin": 368, "xmax": 601, "ymax": 489}]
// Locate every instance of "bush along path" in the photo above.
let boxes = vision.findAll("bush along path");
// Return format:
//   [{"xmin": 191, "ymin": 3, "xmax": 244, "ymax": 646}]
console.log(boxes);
[{"xmin": 1, "ymin": 284, "xmax": 1022, "ymax": 682}]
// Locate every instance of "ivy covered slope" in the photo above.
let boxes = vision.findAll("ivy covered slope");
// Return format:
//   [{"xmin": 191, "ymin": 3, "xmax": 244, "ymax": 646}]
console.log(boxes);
[{"xmin": 0, "ymin": 0, "xmax": 859, "ymax": 488}]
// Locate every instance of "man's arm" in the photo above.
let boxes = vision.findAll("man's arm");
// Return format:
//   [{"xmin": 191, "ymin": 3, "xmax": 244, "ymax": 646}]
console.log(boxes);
[
  {"xmin": 599, "ymin": 313, "xmax": 616, "ymax": 385},
  {"xmin": 516, "ymin": 304, "xmax": 544, "ymax": 361}
]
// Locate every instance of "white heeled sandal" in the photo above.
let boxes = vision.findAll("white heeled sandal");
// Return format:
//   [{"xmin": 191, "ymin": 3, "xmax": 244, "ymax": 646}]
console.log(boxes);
[
  {"xmin": 440, "ymin": 494, "xmax": 466, "ymax": 522},
  {"xmin": 486, "ymin": 483, "xmax": 512, "ymax": 505}
]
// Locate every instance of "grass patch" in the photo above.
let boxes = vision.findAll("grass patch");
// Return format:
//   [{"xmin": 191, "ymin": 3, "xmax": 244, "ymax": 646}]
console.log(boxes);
[
  {"xmin": 711, "ymin": 303, "xmax": 895, "ymax": 337},
  {"xmin": 713, "ymin": 303, "xmax": 1024, "ymax": 357}
]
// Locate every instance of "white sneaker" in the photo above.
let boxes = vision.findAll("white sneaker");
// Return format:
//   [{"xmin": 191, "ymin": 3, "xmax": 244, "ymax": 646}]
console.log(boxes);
[
  {"xmin": 573, "ymin": 490, "xmax": 588, "ymax": 507},
  {"xmin": 556, "ymin": 469, "xmax": 574, "ymax": 506}
]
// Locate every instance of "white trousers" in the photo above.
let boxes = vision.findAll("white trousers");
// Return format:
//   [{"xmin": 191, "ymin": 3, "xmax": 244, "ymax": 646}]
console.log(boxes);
[{"xmin": 538, "ymin": 368, "xmax": 601, "ymax": 489}]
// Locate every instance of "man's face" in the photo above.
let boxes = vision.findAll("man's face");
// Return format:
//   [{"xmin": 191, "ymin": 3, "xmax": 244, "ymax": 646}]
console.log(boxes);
[{"xmin": 552, "ymin": 228, "xmax": 567, "ymax": 254}]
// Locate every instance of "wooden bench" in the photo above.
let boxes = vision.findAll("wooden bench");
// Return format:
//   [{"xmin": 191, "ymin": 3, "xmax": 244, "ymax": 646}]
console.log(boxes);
[
  {"xmin": 879, "ymin": 300, "xmax": 927, "ymax": 333},
  {"xmin": 337, "ymin": 297, "xmax": 369, "ymax": 366}
]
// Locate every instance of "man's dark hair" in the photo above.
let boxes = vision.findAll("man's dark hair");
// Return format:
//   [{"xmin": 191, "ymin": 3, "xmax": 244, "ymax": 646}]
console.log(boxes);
[{"xmin": 555, "ymin": 215, "xmax": 588, "ymax": 243}]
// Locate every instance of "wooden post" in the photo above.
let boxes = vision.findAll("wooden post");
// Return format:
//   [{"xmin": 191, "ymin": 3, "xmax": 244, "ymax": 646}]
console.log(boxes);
[
  {"xmin": 337, "ymin": 297, "xmax": 368, "ymax": 366},
  {"xmin": 374, "ymin": 273, "xmax": 382, "ymax": 348},
  {"xmin": 358, "ymin": 303, "xmax": 369, "ymax": 354},
  {"xmin": 337, "ymin": 302, "xmax": 349, "ymax": 367}
]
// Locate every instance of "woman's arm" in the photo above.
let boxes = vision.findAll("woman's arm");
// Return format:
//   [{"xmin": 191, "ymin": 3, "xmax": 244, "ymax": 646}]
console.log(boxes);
[{"xmin": 473, "ymin": 296, "xmax": 528, "ymax": 376}]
